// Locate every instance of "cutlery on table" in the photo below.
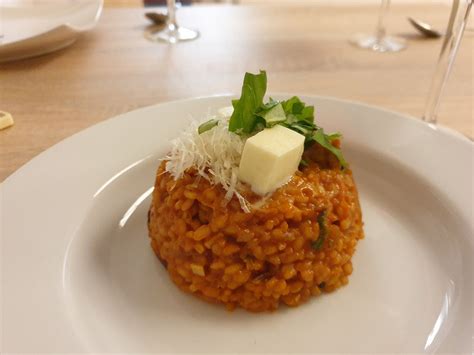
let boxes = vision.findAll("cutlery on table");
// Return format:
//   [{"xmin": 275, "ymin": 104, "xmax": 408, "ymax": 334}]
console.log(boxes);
[{"xmin": 408, "ymin": 16, "xmax": 473, "ymax": 38}]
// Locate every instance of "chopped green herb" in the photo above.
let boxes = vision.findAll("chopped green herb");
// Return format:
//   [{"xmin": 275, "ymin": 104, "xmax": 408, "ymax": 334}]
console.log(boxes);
[
  {"xmin": 327, "ymin": 132, "xmax": 342, "ymax": 142},
  {"xmin": 281, "ymin": 96, "xmax": 315, "ymax": 124},
  {"xmin": 299, "ymin": 158, "xmax": 309, "ymax": 167},
  {"xmin": 260, "ymin": 97, "xmax": 280, "ymax": 111},
  {"xmin": 312, "ymin": 210, "xmax": 327, "ymax": 250},
  {"xmin": 284, "ymin": 120, "xmax": 316, "ymax": 138},
  {"xmin": 198, "ymin": 119, "xmax": 219, "ymax": 134},
  {"xmin": 228, "ymin": 71, "xmax": 347, "ymax": 168},
  {"xmin": 311, "ymin": 237, "xmax": 324, "ymax": 250},
  {"xmin": 229, "ymin": 70, "xmax": 267, "ymax": 134},
  {"xmin": 256, "ymin": 102, "xmax": 286, "ymax": 126},
  {"xmin": 312, "ymin": 129, "xmax": 348, "ymax": 169}
]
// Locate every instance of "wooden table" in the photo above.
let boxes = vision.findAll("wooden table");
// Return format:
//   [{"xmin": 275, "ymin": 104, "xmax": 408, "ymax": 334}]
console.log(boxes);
[{"xmin": 1, "ymin": 3, "xmax": 472, "ymax": 182}]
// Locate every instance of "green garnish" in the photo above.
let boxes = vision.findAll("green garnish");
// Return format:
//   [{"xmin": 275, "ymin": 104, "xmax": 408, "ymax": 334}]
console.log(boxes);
[
  {"xmin": 327, "ymin": 132, "xmax": 342, "ymax": 141},
  {"xmin": 281, "ymin": 96, "xmax": 314, "ymax": 124},
  {"xmin": 229, "ymin": 70, "xmax": 267, "ymax": 134},
  {"xmin": 256, "ymin": 102, "xmax": 286, "ymax": 126},
  {"xmin": 198, "ymin": 119, "xmax": 219, "ymax": 134},
  {"xmin": 312, "ymin": 129, "xmax": 348, "ymax": 168},
  {"xmin": 227, "ymin": 70, "xmax": 347, "ymax": 168},
  {"xmin": 312, "ymin": 210, "xmax": 327, "ymax": 250},
  {"xmin": 299, "ymin": 158, "xmax": 309, "ymax": 167}
]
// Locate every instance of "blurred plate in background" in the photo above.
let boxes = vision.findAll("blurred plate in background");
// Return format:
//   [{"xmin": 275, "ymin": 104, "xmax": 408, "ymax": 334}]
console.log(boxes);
[{"xmin": 0, "ymin": 0, "xmax": 103, "ymax": 63}]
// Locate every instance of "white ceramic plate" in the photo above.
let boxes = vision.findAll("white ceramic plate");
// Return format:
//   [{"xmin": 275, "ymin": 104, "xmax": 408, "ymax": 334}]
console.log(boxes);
[
  {"xmin": 0, "ymin": 0, "xmax": 103, "ymax": 63},
  {"xmin": 1, "ymin": 95, "xmax": 473, "ymax": 353}
]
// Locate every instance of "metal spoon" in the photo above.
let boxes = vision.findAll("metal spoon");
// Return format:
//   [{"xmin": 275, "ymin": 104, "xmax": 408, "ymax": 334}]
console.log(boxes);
[
  {"xmin": 145, "ymin": 12, "xmax": 167, "ymax": 26},
  {"xmin": 408, "ymin": 17, "xmax": 443, "ymax": 38},
  {"xmin": 409, "ymin": 16, "xmax": 473, "ymax": 38}
]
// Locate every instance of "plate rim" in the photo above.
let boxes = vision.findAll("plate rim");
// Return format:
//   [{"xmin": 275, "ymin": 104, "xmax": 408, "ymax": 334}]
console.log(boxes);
[
  {"xmin": 0, "ymin": 0, "xmax": 104, "ymax": 62},
  {"xmin": 1, "ymin": 93, "xmax": 472, "ymax": 187}
]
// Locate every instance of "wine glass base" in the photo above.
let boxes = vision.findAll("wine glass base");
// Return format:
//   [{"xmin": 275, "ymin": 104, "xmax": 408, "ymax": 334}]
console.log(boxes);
[
  {"xmin": 350, "ymin": 34, "xmax": 406, "ymax": 52},
  {"xmin": 146, "ymin": 25, "xmax": 199, "ymax": 44}
]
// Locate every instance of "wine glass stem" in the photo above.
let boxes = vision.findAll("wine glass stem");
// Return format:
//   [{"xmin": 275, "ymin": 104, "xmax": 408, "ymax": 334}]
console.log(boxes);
[
  {"xmin": 423, "ymin": 0, "xmax": 472, "ymax": 124},
  {"xmin": 375, "ymin": 0, "xmax": 390, "ymax": 43},
  {"xmin": 167, "ymin": 0, "xmax": 178, "ymax": 29},
  {"xmin": 0, "ymin": 6, "xmax": 3, "ymax": 42}
]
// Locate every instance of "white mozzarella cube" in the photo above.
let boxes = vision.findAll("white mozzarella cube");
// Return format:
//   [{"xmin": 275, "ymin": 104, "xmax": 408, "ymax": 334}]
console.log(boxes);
[{"xmin": 238, "ymin": 125, "xmax": 305, "ymax": 195}]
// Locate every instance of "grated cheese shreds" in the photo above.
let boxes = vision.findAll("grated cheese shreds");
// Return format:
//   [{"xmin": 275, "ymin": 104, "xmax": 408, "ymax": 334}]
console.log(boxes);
[{"xmin": 164, "ymin": 116, "xmax": 251, "ymax": 212}]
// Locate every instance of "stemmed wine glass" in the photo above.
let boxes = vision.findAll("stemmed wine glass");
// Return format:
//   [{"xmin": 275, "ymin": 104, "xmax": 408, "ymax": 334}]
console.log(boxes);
[
  {"xmin": 146, "ymin": 0, "xmax": 199, "ymax": 44},
  {"xmin": 0, "ymin": 5, "xmax": 4, "ymax": 43},
  {"xmin": 423, "ymin": 0, "xmax": 472, "ymax": 125},
  {"xmin": 350, "ymin": 0, "xmax": 406, "ymax": 52}
]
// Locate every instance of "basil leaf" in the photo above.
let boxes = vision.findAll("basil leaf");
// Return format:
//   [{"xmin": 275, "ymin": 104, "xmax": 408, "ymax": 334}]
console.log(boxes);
[
  {"xmin": 281, "ymin": 96, "xmax": 315, "ymax": 124},
  {"xmin": 299, "ymin": 106, "xmax": 315, "ymax": 123},
  {"xmin": 312, "ymin": 210, "xmax": 327, "ymax": 250},
  {"xmin": 260, "ymin": 97, "xmax": 280, "ymax": 111},
  {"xmin": 229, "ymin": 70, "xmax": 267, "ymax": 134},
  {"xmin": 312, "ymin": 128, "xmax": 348, "ymax": 169},
  {"xmin": 227, "ymin": 72, "xmax": 348, "ymax": 168},
  {"xmin": 198, "ymin": 119, "xmax": 219, "ymax": 134},
  {"xmin": 299, "ymin": 158, "xmax": 309, "ymax": 167},
  {"xmin": 257, "ymin": 102, "xmax": 286, "ymax": 126},
  {"xmin": 292, "ymin": 101, "xmax": 304, "ymax": 114},
  {"xmin": 281, "ymin": 96, "xmax": 301, "ymax": 114},
  {"xmin": 286, "ymin": 122, "xmax": 313, "ymax": 136},
  {"xmin": 254, "ymin": 117, "xmax": 266, "ymax": 133},
  {"xmin": 327, "ymin": 132, "xmax": 342, "ymax": 141}
]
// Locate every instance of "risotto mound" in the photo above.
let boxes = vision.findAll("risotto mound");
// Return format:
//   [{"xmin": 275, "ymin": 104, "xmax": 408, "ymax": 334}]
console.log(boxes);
[{"xmin": 148, "ymin": 143, "xmax": 364, "ymax": 312}]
